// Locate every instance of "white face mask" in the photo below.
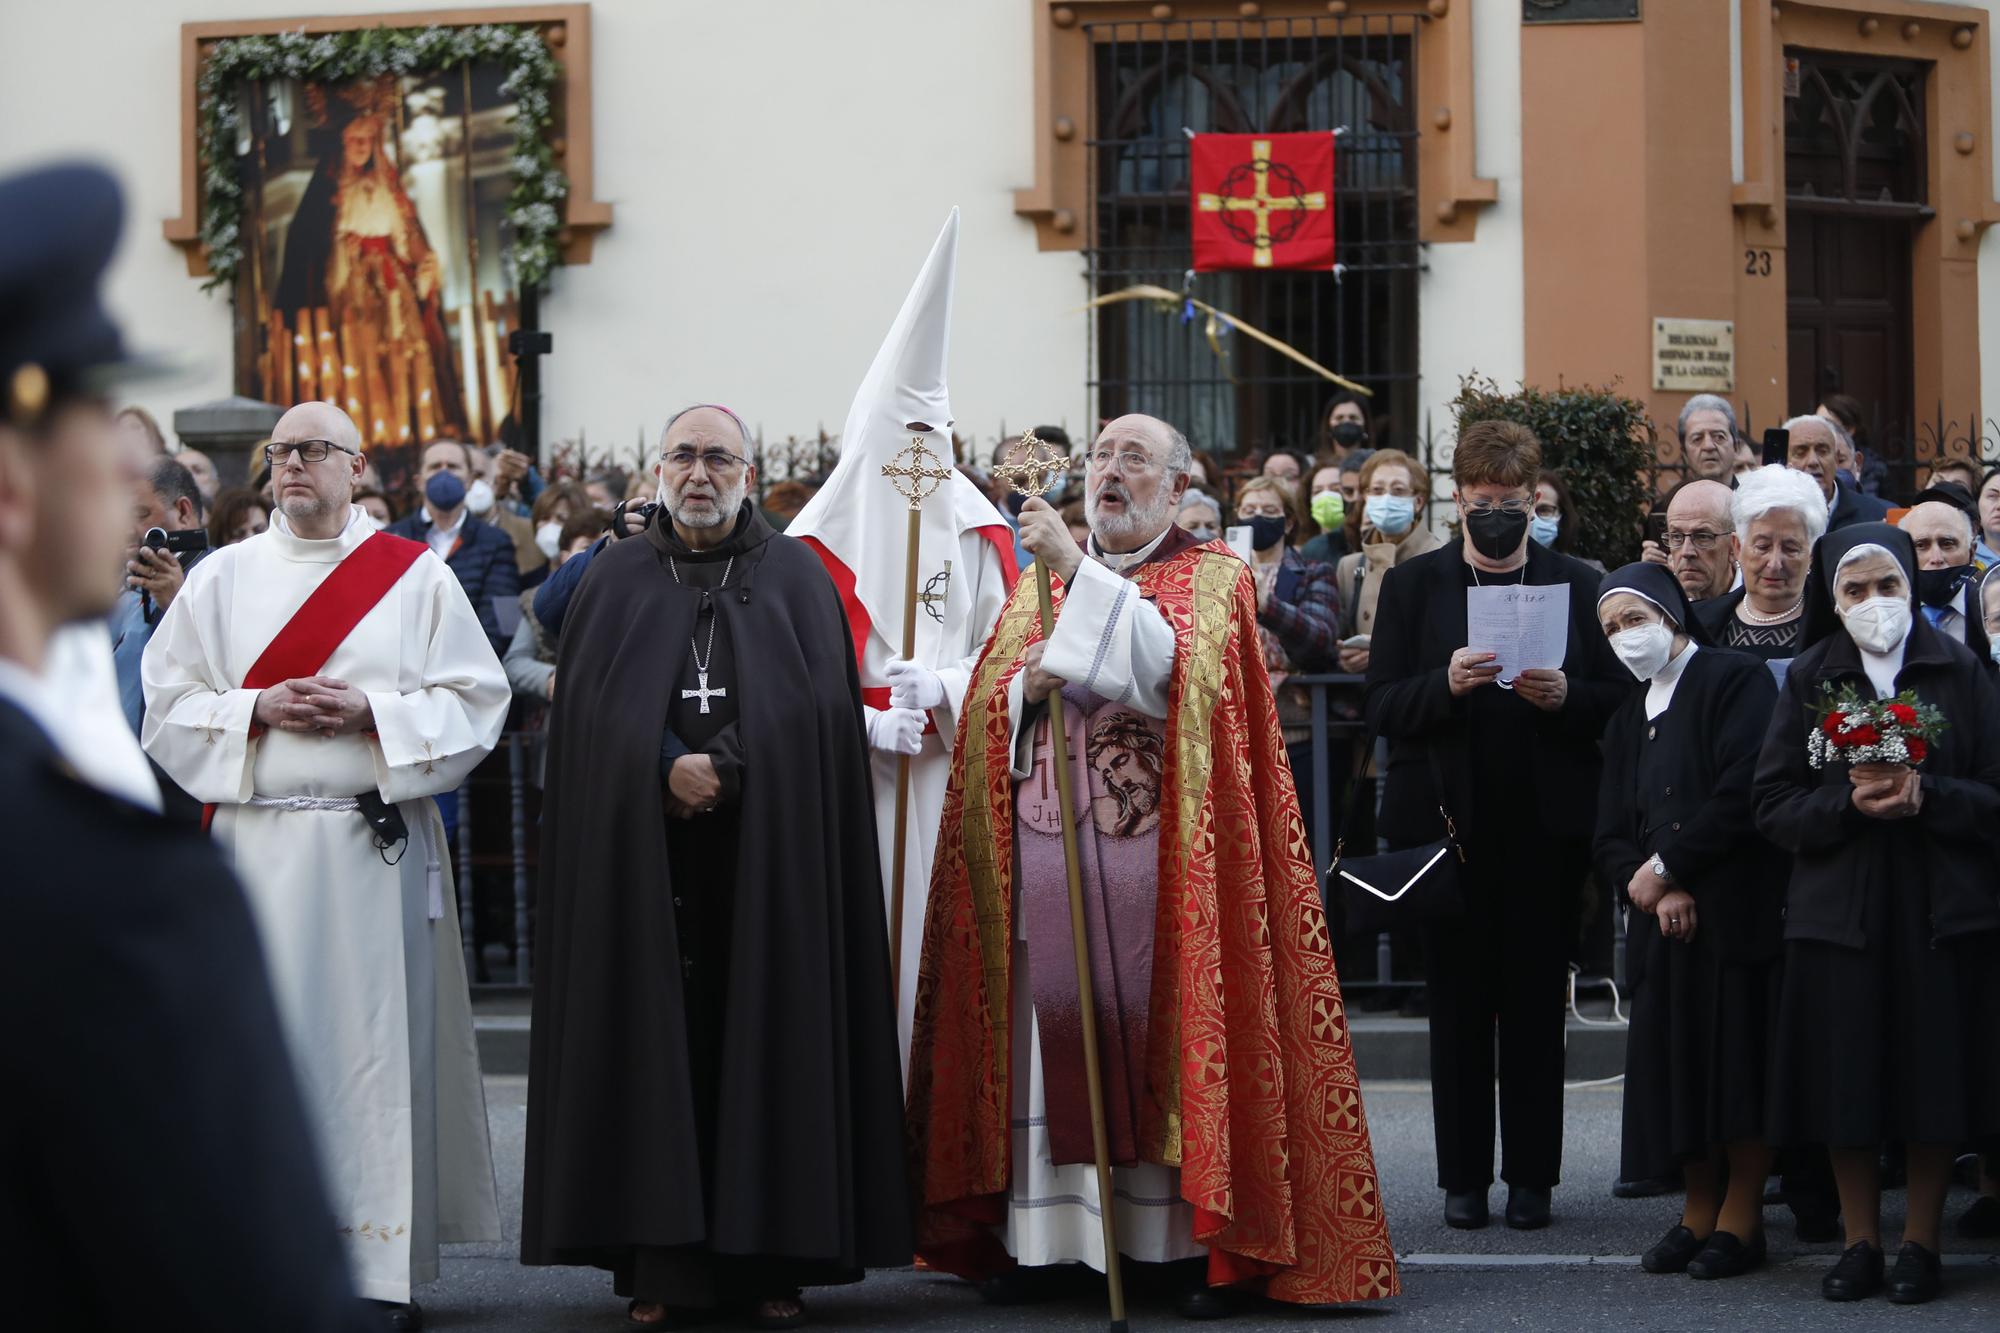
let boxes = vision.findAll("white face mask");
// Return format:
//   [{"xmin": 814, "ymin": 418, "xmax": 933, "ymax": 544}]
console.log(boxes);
[
  {"xmin": 1609, "ymin": 621, "xmax": 1676, "ymax": 681},
  {"xmin": 367, "ymin": 514, "xmax": 390, "ymax": 532},
  {"xmin": 1840, "ymin": 595, "xmax": 1912, "ymax": 654},
  {"xmin": 465, "ymin": 478, "xmax": 496, "ymax": 516},
  {"xmin": 534, "ymin": 520, "xmax": 563, "ymax": 560}
]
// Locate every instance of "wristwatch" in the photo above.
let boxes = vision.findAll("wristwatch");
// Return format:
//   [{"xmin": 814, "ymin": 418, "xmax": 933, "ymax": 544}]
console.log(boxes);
[{"xmin": 1650, "ymin": 854, "xmax": 1672, "ymax": 882}]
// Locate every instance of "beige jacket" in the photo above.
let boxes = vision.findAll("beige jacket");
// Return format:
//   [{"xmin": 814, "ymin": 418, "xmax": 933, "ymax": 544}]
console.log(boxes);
[{"xmin": 1335, "ymin": 522, "xmax": 1447, "ymax": 638}]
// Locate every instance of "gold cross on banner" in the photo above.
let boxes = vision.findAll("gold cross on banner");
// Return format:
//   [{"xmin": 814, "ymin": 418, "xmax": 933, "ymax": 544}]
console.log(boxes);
[
  {"xmin": 1195, "ymin": 138, "xmax": 1328, "ymax": 269},
  {"xmin": 882, "ymin": 436, "xmax": 952, "ymax": 510},
  {"xmin": 992, "ymin": 427, "xmax": 1072, "ymax": 498}
]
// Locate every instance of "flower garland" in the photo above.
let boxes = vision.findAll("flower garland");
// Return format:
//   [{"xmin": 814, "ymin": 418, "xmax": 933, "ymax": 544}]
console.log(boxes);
[{"xmin": 196, "ymin": 22, "xmax": 568, "ymax": 293}]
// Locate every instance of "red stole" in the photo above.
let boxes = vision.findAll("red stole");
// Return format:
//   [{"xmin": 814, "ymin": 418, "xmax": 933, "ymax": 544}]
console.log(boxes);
[{"xmin": 201, "ymin": 532, "xmax": 427, "ymax": 830}]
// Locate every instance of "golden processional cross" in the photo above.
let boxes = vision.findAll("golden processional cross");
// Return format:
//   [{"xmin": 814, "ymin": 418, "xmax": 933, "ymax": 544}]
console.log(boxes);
[
  {"xmin": 1195, "ymin": 137, "xmax": 1329, "ymax": 268},
  {"xmin": 880, "ymin": 436, "xmax": 953, "ymax": 1000},
  {"xmin": 992, "ymin": 426, "xmax": 1128, "ymax": 1333}
]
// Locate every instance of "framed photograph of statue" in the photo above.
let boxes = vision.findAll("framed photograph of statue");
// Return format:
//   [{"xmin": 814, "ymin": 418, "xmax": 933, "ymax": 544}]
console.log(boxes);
[{"xmin": 167, "ymin": 8, "xmax": 613, "ymax": 476}]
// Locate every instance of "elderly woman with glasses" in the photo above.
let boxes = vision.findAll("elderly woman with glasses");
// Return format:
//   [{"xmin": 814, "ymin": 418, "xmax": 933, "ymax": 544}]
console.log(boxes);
[
  {"xmin": 1694, "ymin": 465, "xmax": 1828, "ymax": 665},
  {"xmin": 1755, "ymin": 523, "xmax": 2000, "ymax": 1306},
  {"xmin": 1366, "ymin": 420, "xmax": 1631, "ymax": 1232}
]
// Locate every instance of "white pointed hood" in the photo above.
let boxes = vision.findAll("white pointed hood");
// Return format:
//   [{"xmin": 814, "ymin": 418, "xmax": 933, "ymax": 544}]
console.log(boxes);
[{"xmin": 789, "ymin": 208, "xmax": 1013, "ymax": 674}]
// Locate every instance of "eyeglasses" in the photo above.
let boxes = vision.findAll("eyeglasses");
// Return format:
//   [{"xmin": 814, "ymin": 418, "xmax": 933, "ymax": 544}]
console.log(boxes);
[
  {"xmin": 660, "ymin": 447, "xmax": 747, "ymax": 474},
  {"xmin": 1460, "ymin": 499, "xmax": 1533, "ymax": 518},
  {"xmin": 264, "ymin": 439, "xmax": 358, "ymax": 465},
  {"xmin": 1663, "ymin": 528, "xmax": 1726, "ymax": 551},
  {"xmin": 1084, "ymin": 446, "xmax": 1160, "ymax": 475}
]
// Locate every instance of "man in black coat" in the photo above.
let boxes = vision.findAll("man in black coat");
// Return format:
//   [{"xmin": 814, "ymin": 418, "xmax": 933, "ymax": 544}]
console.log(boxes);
[
  {"xmin": 0, "ymin": 162, "xmax": 370, "ymax": 1333},
  {"xmin": 522, "ymin": 407, "xmax": 910, "ymax": 1328},
  {"xmin": 1364, "ymin": 421, "xmax": 1632, "ymax": 1232},
  {"xmin": 387, "ymin": 440, "xmax": 521, "ymax": 656}
]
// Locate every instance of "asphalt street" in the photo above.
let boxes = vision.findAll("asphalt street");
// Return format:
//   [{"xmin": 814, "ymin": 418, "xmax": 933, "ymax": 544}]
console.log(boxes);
[{"xmin": 424, "ymin": 1076, "xmax": 2000, "ymax": 1330}]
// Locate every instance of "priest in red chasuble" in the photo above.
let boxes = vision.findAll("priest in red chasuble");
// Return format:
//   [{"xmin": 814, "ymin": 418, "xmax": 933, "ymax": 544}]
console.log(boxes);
[{"xmin": 906, "ymin": 413, "xmax": 1397, "ymax": 1312}]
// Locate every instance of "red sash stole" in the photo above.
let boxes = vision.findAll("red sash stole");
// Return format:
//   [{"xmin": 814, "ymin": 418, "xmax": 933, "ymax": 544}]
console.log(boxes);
[{"xmin": 200, "ymin": 532, "xmax": 427, "ymax": 830}]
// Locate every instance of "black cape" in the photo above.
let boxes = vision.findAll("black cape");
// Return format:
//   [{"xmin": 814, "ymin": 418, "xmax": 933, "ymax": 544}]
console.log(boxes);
[{"xmin": 521, "ymin": 503, "xmax": 911, "ymax": 1275}]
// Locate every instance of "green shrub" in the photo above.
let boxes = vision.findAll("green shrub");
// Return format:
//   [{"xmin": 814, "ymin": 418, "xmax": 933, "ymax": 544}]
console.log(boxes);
[{"xmin": 1448, "ymin": 375, "xmax": 1657, "ymax": 569}]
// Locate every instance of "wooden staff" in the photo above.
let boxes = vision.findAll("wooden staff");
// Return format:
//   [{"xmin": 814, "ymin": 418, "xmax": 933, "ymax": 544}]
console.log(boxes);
[
  {"xmin": 993, "ymin": 428, "xmax": 1128, "ymax": 1333},
  {"xmin": 879, "ymin": 437, "xmax": 951, "ymax": 997}
]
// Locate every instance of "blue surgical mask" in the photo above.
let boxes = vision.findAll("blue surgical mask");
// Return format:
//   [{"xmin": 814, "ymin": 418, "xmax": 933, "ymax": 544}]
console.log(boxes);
[
  {"xmin": 1529, "ymin": 513, "xmax": 1561, "ymax": 547},
  {"xmin": 1363, "ymin": 494, "xmax": 1415, "ymax": 536},
  {"xmin": 1188, "ymin": 524, "xmax": 1219, "ymax": 542},
  {"xmin": 425, "ymin": 471, "xmax": 468, "ymax": 511},
  {"xmin": 1988, "ymin": 638, "xmax": 2000, "ymax": 665}
]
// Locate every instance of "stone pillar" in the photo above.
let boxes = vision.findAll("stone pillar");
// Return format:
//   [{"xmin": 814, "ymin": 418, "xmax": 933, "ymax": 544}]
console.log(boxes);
[{"xmin": 171, "ymin": 396, "xmax": 282, "ymax": 489}]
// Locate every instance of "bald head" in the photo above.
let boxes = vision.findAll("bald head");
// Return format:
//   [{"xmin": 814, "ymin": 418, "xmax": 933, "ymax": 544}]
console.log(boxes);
[
  {"xmin": 1664, "ymin": 479, "xmax": 1738, "ymax": 602},
  {"xmin": 268, "ymin": 401, "xmax": 365, "ymax": 537},
  {"xmin": 272, "ymin": 400, "xmax": 362, "ymax": 453},
  {"xmin": 1900, "ymin": 499, "xmax": 1975, "ymax": 570},
  {"xmin": 1096, "ymin": 413, "xmax": 1193, "ymax": 478}
]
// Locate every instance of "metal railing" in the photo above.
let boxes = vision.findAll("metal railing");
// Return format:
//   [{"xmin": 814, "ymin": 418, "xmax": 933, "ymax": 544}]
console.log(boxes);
[{"xmin": 453, "ymin": 676, "xmax": 1424, "ymax": 995}]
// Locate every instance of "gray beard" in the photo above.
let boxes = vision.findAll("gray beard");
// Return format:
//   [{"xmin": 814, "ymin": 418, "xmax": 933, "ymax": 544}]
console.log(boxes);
[
  {"xmin": 668, "ymin": 477, "xmax": 745, "ymax": 529},
  {"xmin": 280, "ymin": 493, "xmax": 346, "ymax": 527},
  {"xmin": 1088, "ymin": 487, "xmax": 1174, "ymax": 549}
]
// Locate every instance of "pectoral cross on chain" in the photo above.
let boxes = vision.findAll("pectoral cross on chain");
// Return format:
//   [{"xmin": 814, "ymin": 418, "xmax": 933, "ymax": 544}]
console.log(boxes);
[{"xmin": 682, "ymin": 672, "xmax": 728, "ymax": 715}]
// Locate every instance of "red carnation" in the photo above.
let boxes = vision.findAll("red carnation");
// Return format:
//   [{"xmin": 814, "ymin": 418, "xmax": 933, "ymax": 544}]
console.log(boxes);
[
  {"xmin": 1908, "ymin": 738, "xmax": 1929, "ymax": 763},
  {"xmin": 1887, "ymin": 703, "xmax": 1917, "ymax": 726},
  {"xmin": 1842, "ymin": 724, "xmax": 1881, "ymax": 747},
  {"xmin": 1821, "ymin": 712, "xmax": 1847, "ymax": 738}
]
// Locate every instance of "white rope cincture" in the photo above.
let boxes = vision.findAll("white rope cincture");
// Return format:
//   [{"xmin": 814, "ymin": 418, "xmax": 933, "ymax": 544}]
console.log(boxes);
[{"xmin": 245, "ymin": 794, "xmax": 362, "ymax": 813}]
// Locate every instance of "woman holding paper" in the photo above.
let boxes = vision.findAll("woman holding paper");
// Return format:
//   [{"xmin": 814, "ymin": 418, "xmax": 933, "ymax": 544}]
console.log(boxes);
[
  {"xmin": 1365, "ymin": 422, "xmax": 1630, "ymax": 1232},
  {"xmin": 1592, "ymin": 561, "xmax": 1784, "ymax": 1281},
  {"xmin": 1753, "ymin": 524, "xmax": 2000, "ymax": 1306}
]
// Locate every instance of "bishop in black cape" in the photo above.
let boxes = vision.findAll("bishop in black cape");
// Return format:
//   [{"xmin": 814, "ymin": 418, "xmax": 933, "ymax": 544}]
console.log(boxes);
[{"xmin": 522, "ymin": 501, "xmax": 911, "ymax": 1309}]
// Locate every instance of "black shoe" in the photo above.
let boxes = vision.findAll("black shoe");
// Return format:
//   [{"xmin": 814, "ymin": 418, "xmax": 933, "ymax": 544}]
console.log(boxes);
[
  {"xmin": 1688, "ymin": 1230, "xmax": 1766, "ymax": 1280},
  {"xmin": 1957, "ymin": 1194, "xmax": 2000, "ymax": 1239},
  {"xmin": 371, "ymin": 1302, "xmax": 422, "ymax": 1332},
  {"xmin": 976, "ymin": 1270, "xmax": 1055, "ymax": 1306},
  {"xmin": 1640, "ymin": 1224, "xmax": 1705, "ymax": 1274},
  {"xmin": 1821, "ymin": 1241, "xmax": 1884, "ymax": 1301},
  {"xmin": 1444, "ymin": 1190, "xmax": 1489, "ymax": 1230},
  {"xmin": 1612, "ymin": 1171, "xmax": 1681, "ymax": 1200},
  {"xmin": 1174, "ymin": 1285, "xmax": 1234, "ymax": 1320},
  {"xmin": 1886, "ymin": 1241, "xmax": 1942, "ymax": 1305},
  {"xmin": 1504, "ymin": 1186, "xmax": 1551, "ymax": 1231},
  {"xmin": 1791, "ymin": 1205, "xmax": 1841, "ymax": 1244}
]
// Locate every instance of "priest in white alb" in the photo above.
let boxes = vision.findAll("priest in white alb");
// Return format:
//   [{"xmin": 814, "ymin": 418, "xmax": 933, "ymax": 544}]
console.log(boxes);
[
  {"xmin": 788, "ymin": 206, "xmax": 1017, "ymax": 1067},
  {"xmin": 142, "ymin": 400, "xmax": 506, "ymax": 1328}
]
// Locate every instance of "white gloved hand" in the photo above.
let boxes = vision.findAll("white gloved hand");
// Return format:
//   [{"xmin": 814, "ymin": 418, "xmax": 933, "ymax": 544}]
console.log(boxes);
[
  {"xmin": 885, "ymin": 657, "xmax": 946, "ymax": 711},
  {"xmin": 866, "ymin": 706, "xmax": 927, "ymax": 756}
]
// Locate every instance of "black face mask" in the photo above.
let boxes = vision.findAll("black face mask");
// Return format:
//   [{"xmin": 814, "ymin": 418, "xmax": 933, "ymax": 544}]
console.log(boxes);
[
  {"xmin": 1329, "ymin": 421, "xmax": 1367, "ymax": 449},
  {"xmin": 1916, "ymin": 563, "xmax": 1973, "ymax": 609},
  {"xmin": 1465, "ymin": 507, "xmax": 1530, "ymax": 560},
  {"xmin": 1246, "ymin": 514, "xmax": 1288, "ymax": 551}
]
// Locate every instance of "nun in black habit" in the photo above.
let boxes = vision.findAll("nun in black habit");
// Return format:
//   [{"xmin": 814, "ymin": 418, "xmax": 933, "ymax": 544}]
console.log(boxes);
[
  {"xmin": 1592, "ymin": 562, "xmax": 1785, "ymax": 1281},
  {"xmin": 1754, "ymin": 523, "xmax": 2000, "ymax": 1306}
]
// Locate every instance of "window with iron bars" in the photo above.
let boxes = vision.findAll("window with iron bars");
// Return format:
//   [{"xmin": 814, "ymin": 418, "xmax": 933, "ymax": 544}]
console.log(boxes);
[{"xmin": 1087, "ymin": 13, "xmax": 1423, "ymax": 462}]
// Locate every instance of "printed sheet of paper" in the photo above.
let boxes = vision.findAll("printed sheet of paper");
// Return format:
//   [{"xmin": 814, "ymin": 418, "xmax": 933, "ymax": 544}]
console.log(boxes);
[{"xmin": 1465, "ymin": 583, "xmax": 1569, "ymax": 686}]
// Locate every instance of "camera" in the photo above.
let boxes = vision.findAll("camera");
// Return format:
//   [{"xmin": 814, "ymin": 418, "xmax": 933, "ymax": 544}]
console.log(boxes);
[{"xmin": 142, "ymin": 526, "xmax": 210, "ymax": 558}]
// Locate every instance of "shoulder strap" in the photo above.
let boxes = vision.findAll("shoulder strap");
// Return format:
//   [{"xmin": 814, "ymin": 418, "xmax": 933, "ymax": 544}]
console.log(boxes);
[
  {"xmin": 1331, "ymin": 713, "xmax": 1464, "ymax": 865},
  {"xmin": 241, "ymin": 532, "xmax": 426, "ymax": 691}
]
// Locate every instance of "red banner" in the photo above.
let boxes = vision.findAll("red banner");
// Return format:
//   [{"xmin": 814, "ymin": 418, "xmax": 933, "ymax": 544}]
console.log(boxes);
[{"xmin": 1189, "ymin": 132, "xmax": 1336, "ymax": 272}]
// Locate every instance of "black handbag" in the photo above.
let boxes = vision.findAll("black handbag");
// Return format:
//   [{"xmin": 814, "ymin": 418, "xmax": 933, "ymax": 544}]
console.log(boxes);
[{"xmin": 1326, "ymin": 728, "xmax": 1466, "ymax": 934}]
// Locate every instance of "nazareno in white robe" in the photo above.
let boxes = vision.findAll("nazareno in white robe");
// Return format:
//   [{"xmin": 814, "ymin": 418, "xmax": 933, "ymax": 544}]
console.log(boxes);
[
  {"xmin": 858, "ymin": 526, "xmax": 1010, "ymax": 1072},
  {"xmin": 996, "ymin": 531, "xmax": 1203, "ymax": 1271},
  {"xmin": 140, "ymin": 504, "xmax": 507, "ymax": 1303}
]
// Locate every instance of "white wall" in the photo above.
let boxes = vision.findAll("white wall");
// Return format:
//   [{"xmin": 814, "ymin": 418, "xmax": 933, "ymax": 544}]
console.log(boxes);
[
  {"xmin": 0, "ymin": 0, "xmax": 1087, "ymax": 467},
  {"xmin": 1415, "ymin": 1, "xmax": 1525, "ymax": 470}
]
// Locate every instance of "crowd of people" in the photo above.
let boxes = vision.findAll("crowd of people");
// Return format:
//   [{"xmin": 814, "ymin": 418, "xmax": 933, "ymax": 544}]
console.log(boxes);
[{"xmin": 8, "ymin": 164, "xmax": 2000, "ymax": 1332}]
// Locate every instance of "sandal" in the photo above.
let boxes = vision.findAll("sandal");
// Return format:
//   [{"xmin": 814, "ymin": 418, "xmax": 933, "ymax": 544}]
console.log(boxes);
[
  {"xmin": 747, "ymin": 1290, "xmax": 806, "ymax": 1330},
  {"xmin": 627, "ymin": 1298, "xmax": 672, "ymax": 1328}
]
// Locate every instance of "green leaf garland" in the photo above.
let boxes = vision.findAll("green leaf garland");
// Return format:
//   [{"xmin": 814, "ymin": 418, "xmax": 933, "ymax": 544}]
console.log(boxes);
[{"xmin": 196, "ymin": 22, "xmax": 567, "ymax": 294}]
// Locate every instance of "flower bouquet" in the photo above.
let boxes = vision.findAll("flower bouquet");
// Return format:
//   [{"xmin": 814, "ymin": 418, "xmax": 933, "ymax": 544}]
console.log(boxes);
[{"xmin": 1808, "ymin": 685, "xmax": 1947, "ymax": 770}]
